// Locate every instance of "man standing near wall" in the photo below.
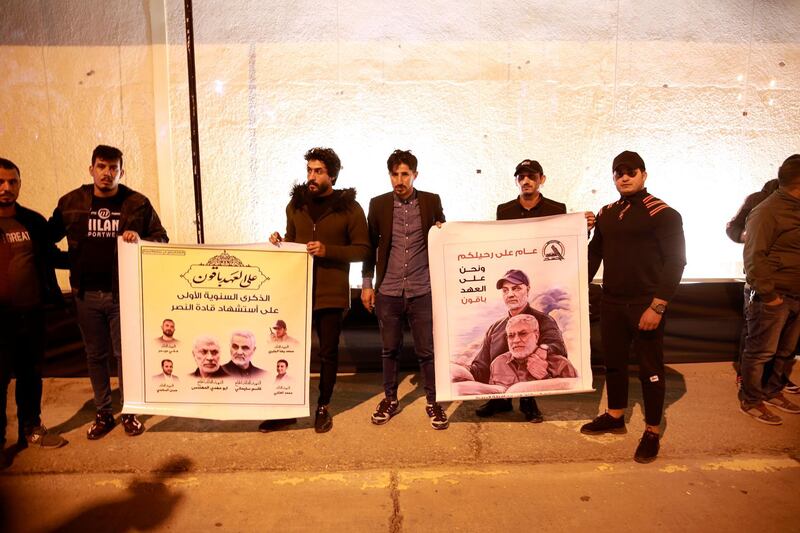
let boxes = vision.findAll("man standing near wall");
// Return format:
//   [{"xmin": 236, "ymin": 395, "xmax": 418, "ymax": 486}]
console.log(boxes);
[
  {"xmin": 476, "ymin": 159, "xmax": 593, "ymax": 423},
  {"xmin": 361, "ymin": 149, "xmax": 449, "ymax": 429},
  {"xmin": 581, "ymin": 151, "xmax": 686, "ymax": 464},
  {"xmin": 726, "ymin": 165, "xmax": 799, "ymax": 394},
  {"xmin": 263, "ymin": 147, "xmax": 370, "ymax": 433},
  {"xmin": 49, "ymin": 145, "xmax": 168, "ymax": 440},
  {"xmin": 0, "ymin": 158, "xmax": 67, "ymax": 466},
  {"xmin": 739, "ymin": 155, "xmax": 800, "ymax": 425}
]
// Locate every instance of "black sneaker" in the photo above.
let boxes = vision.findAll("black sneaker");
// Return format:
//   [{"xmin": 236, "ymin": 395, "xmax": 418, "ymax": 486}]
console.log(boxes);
[
  {"xmin": 784, "ymin": 379, "xmax": 800, "ymax": 395},
  {"xmin": 634, "ymin": 429, "xmax": 660, "ymax": 463},
  {"xmin": 23, "ymin": 425, "xmax": 68, "ymax": 449},
  {"xmin": 475, "ymin": 398, "xmax": 513, "ymax": 418},
  {"xmin": 519, "ymin": 397, "xmax": 544, "ymax": 423},
  {"xmin": 314, "ymin": 405, "xmax": 333, "ymax": 433},
  {"xmin": 121, "ymin": 414, "xmax": 145, "ymax": 436},
  {"xmin": 580, "ymin": 412, "xmax": 626, "ymax": 435},
  {"xmin": 426, "ymin": 403, "xmax": 449, "ymax": 430},
  {"xmin": 258, "ymin": 418, "xmax": 297, "ymax": 432},
  {"xmin": 87, "ymin": 411, "xmax": 116, "ymax": 440},
  {"xmin": 371, "ymin": 398, "xmax": 401, "ymax": 425}
]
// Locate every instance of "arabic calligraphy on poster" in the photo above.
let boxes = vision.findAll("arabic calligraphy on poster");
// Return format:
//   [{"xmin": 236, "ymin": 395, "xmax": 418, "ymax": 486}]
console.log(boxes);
[
  {"xmin": 430, "ymin": 214, "xmax": 593, "ymax": 402},
  {"xmin": 119, "ymin": 241, "xmax": 312, "ymax": 420}
]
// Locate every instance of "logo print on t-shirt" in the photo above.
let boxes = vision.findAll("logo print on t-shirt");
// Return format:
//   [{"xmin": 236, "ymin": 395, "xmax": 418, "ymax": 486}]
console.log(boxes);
[{"xmin": 88, "ymin": 206, "xmax": 120, "ymax": 238}]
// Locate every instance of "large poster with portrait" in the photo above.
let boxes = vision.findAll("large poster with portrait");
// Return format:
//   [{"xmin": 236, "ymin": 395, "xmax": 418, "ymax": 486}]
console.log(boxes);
[
  {"xmin": 118, "ymin": 240, "xmax": 312, "ymax": 420},
  {"xmin": 431, "ymin": 213, "xmax": 593, "ymax": 402}
]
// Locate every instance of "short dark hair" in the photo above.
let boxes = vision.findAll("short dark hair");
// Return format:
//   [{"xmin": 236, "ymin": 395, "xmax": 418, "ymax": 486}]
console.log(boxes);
[
  {"xmin": 0, "ymin": 158, "xmax": 20, "ymax": 177},
  {"xmin": 162, "ymin": 318, "xmax": 174, "ymax": 324},
  {"xmin": 92, "ymin": 145, "xmax": 124, "ymax": 167},
  {"xmin": 304, "ymin": 147, "xmax": 341, "ymax": 183},
  {"xmin": 161, "ymin": 359, "xmax": 173, "ymax": 367},
  {"xmin": 778, "ymin": 154, "xmax": 800, "ymax": 188},
  {"xmin": 277, "ymin": 359, "xmax": 288, "ymax": 367},
  {"xmin": 387, "ymin": 150, "xmax": 418, "ymax": 173}
]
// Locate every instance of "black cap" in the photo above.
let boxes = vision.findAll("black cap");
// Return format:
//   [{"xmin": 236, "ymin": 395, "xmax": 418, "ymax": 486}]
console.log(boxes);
[
  {"xmin": 612, "ymin": 151, "xmax": 645, "ymax": 172},
  {"xmin": 514, "ymin": 159, "xmax": 544, "ymax": 176},
  {"xmin": 495, "ymin": 269, "xmax": 530, "ymax": 289}
]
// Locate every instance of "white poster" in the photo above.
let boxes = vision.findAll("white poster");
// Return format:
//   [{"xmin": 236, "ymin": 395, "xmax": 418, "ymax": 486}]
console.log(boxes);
[
  {"xmin": 431, "ymin": 213, "xmax": 593, "ymax": 402},
  {"xmin": 119, "ymin": 240, "xmax": 313, "ymax": 420}
]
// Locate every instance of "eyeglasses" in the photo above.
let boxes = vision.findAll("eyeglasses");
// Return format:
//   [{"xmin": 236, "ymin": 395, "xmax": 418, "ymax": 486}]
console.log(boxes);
[{"xmin": 613, "ymin": 167, "xmax": 639, "ymax": 179}]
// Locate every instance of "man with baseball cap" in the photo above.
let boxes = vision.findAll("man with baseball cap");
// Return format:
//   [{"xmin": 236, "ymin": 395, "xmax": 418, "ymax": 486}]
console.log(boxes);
[
  {"xmin": 478, "ymin": 158, "xmax": 593, "ymax": 421},
  {"xmin": 270, "ymin": 319, "xmax": 299, "ymax": 346},
  {"xmin": 496, "ymin": 160, "xmax": 568, "ymax": 219},
  {"xmin": 466, "ymin": 268, "xmax": 568, "ymax": 422},
  {"xmin": 581, "ymin": 150, "xmax": 686, "ymax": 463}
]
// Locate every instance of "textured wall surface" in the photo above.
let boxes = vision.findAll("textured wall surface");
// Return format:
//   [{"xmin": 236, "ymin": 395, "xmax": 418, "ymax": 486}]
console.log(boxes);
[{"xmin": 2, "ymin": 0, "xmax": 799, "ymax": 283}]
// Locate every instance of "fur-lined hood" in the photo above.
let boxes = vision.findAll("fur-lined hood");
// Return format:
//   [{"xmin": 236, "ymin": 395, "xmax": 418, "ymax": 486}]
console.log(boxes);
[{"xmin": 289, "ymin": 183, "xmax": 359, "ymax": 212}]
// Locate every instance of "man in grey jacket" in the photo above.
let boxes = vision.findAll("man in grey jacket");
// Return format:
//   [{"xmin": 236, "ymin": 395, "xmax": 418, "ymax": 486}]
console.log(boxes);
[{"xmin": 739, "ymin": 154, "xmax": 800, "ymax": 425}]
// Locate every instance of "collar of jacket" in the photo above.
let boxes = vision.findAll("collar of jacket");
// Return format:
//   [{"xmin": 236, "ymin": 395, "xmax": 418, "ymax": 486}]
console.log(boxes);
[
  {"xmin": 289, "ymin": 184, "xmax": 358, "ymax": 213},
  {"xmin": 617, "ymin": 187, "xmax": 649, "ymax": 203}
]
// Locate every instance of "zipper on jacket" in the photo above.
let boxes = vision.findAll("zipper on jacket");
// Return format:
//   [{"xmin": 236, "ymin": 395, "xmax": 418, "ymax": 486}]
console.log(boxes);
[{"xmin": 312, "ymin": 223, "xmax": 316, "ymax": 240}]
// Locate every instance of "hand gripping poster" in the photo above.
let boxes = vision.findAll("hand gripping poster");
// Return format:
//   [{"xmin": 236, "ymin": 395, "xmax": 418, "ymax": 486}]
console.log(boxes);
[
  {"xmin": 118, "ymin": 240, "xmax": 312, "ymax": 420},
  {"xmin": 431, "ymin": 213, "xmax": 593, "ymax": 402}
]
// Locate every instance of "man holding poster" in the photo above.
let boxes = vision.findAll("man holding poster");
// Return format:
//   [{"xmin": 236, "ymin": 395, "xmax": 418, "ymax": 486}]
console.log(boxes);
[
  {"xmin": 49, "ymin": 145, "xmax": 168, "ymax": 440},
  {"xmin": 265, "ymin": 147, "xmax": 370, "ymax": 433},
  {"xmin": 581, "ymin": 150, "xmax": 686, "ymax": 464},
  {"xmin": 473, "ymin": 159, "xmax": 591, "ymax": 422}
]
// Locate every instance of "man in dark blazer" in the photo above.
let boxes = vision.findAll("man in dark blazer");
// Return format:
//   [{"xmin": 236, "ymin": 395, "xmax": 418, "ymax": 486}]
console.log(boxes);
[{"xmin": 361, "ymin": 150, "xmax": 449, "ymax": 430}]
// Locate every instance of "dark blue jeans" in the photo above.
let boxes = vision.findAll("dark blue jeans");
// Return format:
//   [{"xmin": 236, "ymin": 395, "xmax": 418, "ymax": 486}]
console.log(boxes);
[
  {"xmin": 739, "ymin": 293, "xmax": 800, "ymax": 408},
  {"xmin": 375, "ymin": 291, "xmax": 436, "ymax": 403},
  {"xmin": 75, "ymin": 291, "xmax": 122, "ymax": 413},
  {"xmin": 0, "ymin": 308, "xmax": 45, "ymax": 445}
]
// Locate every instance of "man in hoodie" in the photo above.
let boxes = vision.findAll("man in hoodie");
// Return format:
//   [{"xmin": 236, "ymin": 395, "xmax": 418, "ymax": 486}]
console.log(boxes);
[
  {"xmin": 49, "ymin": 145, "xmax": 168, "ymax": 440},
  {"xmin": 262, "ymin": 147, "xmax": 370, "ymax": 433}
]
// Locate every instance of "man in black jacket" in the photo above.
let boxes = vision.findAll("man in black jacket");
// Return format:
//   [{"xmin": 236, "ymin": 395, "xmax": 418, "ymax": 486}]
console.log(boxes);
[
  {"xmin": 0, "ymin": 158, "xmax": 67, "ymax": 465},
  {"xmin": 478, "ymin": 159, "xmax": 593, "ymax": 423},
  {"xmin": 361, "ymin": 150, "xmax": 449, "ymax": 429},
  {"xmin": 581, "ymin": 151, "xmax": 686, "ymax": 464},
  {"xmin": 49, "ymin": 145, "xmax": 168, "ymax": 440}
]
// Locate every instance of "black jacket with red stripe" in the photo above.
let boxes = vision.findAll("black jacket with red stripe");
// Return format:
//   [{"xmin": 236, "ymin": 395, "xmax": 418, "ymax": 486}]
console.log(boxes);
[{"xmin": 588, "ymin": 188, "xmax": 686, "ymax": 304}]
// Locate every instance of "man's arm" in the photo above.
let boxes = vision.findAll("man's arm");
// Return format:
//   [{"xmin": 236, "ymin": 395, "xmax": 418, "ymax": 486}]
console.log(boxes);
[
  {"xmin": 653, "ymin": 209, "xmax": 687, "ymax": 303},
  {"xmin": 468, "ymin": 330, "xmax": 495, "ymax": 384},
  {"xmin": 587, "ymin": 211, "xmax": 603, "ymax": 281},
  {"xmin": 433, "ymin": 193, "xmax": 446, "ymax": 223},
  {"xmin": 320, "ymin": 202, "xmax": 371, "ymax": 263},
  {"xmin": 743, "ymin": 205, "xmax": 780, "ymax": 303},
  {"xmin": 361, "ymin": 198, "xmax": 380, "ymax": 310},
  {"xmin": 536, "ymin": 314, "xmax": 567, "ymax": 356},
  {"xmin": 143, "ymin": 201, "xmax": 169, "ymax": 243}
]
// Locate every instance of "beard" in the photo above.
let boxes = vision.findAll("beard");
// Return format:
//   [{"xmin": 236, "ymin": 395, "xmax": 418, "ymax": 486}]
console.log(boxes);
[{"xmin": 308, "ymin": 181, "xmax": 331, "ymax": 197}]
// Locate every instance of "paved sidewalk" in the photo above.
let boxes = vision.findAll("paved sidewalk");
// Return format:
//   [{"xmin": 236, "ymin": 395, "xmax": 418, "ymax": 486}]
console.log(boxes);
[{"xmin": 1, "ymin": 362, "xmax": 798, "ymax": 532}]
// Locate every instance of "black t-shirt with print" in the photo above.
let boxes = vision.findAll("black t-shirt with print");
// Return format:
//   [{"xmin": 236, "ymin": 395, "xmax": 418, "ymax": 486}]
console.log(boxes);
[
  {"xmin": 0, "ymin": 215, "xmax": 41, "ymax": 309},
  {"xmin": 80, "ymin": 194, "xmax": 124, "ymax": 291}
]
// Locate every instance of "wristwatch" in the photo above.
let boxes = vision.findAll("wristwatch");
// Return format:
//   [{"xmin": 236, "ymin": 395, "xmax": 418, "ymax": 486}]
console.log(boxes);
[{"xmin": 650, "ymin": 303, "xmax": 666, "ymax": 315}]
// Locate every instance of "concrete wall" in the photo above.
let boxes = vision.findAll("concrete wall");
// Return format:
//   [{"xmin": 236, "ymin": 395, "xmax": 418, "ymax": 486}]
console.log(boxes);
[{"xmin": 2, "ymin": 0, "xmax": 799, "ymax": 283}]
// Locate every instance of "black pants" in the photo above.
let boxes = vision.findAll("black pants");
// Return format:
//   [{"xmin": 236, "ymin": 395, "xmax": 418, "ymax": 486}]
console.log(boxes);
[
  {"xmin": 313, "ymin": 308, "xmax": 344, "ymax": 406},
  {"xmin": 0, "ymin": 308, "xmax": 45, "ymax": 445},
  {"xmin": 600, "ymin": 301, "xmax": 666, "ymax": 426}
]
